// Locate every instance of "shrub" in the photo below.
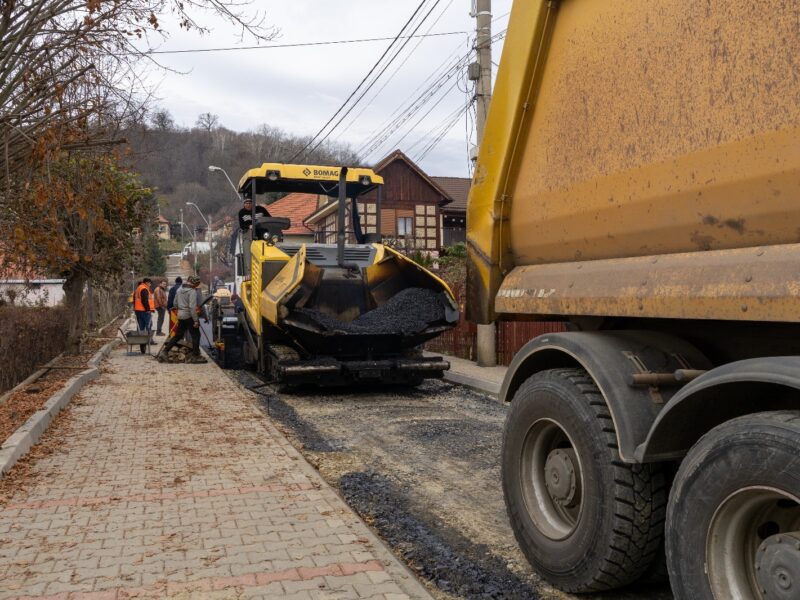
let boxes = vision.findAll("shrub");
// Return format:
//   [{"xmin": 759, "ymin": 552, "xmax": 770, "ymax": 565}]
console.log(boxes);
[
  {"xmin": 407, "ymin": 249, "xmax": 434, "ymax": 268},
  {"xmin": 0, "ymin": 306, "xmax": 70, "ymax": 393}
]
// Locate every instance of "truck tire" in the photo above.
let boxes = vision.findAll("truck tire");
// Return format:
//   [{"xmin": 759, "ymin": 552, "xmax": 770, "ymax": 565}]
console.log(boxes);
[
  {"xmin": 666, "ymin": 411, "xmax": 800, "ymax": 600},
  {"xmin": 502, "ymin": 368, "xmax": 666, "ymax": 593}
]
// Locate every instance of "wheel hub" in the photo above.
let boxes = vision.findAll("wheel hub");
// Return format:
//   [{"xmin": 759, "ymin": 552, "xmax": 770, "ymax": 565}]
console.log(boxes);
[
  {"xmin": 757, "ymin": 532, "xmax": 800, "ymax": 599},
  {"xmin": 544, "ymin": 449, "xmax": 578, "ymax": 507}
]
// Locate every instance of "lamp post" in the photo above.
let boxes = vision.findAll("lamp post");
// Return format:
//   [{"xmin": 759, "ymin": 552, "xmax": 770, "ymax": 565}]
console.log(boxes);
[
  {"xmin": 186, "ymin": 202, "xmax": 212, "ymax": 291},
  {"xmin": 208, "ymin": 165, "xmax": 239, "ymax": 200}
]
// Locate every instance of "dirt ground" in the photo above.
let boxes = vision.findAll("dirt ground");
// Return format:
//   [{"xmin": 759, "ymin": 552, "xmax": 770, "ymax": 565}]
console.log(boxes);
[{"xmin": 228, "ymin": 370, "xmax": 674, "ymax": 600}]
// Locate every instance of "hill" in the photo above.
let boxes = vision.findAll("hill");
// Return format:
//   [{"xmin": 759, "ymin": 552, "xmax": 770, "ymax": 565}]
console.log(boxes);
[{"xmin": 123, "ymin": 110, "xmax": 359, "ymax": 230}]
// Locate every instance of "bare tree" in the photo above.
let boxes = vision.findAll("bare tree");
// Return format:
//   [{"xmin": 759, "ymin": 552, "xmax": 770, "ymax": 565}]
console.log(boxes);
[
  {"xmin": 151, "ymin": 109, "xmax": 175, "ymax": 131},
  {"xmin": 196, "ymin": 112, "xmax": 220, "ymax": 132}
]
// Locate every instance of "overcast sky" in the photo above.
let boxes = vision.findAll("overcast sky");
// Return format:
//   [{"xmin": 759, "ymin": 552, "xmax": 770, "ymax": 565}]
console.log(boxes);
[{"xmin": 141, "ymin": 0, "xmax": 512, "ymax": 177}]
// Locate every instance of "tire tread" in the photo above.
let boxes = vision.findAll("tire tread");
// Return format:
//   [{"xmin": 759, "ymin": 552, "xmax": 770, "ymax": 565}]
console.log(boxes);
[{"xmin": 505, "ymin": 368, "xmax": 666, "ymax": 593}]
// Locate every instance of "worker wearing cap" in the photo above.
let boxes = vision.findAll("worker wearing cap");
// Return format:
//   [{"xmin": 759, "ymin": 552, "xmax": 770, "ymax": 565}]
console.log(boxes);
[
  {"xmin": 158, "ymin": 275, "xmax": 206, "ymax": 363},
  {"xmin": 238, "ymin": 198, "xmax": 269, "ymax": 231}
]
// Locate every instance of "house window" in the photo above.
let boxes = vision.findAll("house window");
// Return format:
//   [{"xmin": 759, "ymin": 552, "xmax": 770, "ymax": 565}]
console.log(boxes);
[{"xmin": 397, "ymin": 216, "xmax": 413, "ymax": 236}]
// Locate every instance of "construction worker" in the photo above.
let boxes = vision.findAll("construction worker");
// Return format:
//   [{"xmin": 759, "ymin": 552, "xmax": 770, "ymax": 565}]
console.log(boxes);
[
  {"xmin": 166, "ymin": 276, "xmax": 182, "ymax": 338},
  {"xmin": 238, "ymin": 197, "xmax": 269, "ymax": 231},
  {"xmin": 133, "ymin": 278, "xmax": 154, "ymax": 354},
  {"xmin": 154, "ymin": 280, "xmax": 168, "ymax": 336},
  {"xmin": 158, "ymin": 275, "xmax": 207, "ymax": 364}
]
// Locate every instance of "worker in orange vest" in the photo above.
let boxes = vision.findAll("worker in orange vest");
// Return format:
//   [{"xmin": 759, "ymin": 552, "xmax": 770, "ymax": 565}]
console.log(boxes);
[{"xmin": 133, "ymin": 278, "xmax": 154, "ymax": 354}]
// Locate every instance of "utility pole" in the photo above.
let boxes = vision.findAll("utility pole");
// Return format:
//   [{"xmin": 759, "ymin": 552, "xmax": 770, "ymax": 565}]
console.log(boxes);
[
  {"xmin": 474, "ymin": 0, "xmax": 492, "ymax": 146},
  {"xmin": 472, "ymin": 0, "xmax": 497, "ymax": 367},
  {"xmin": 180, "ymin": 208, "xmax": 184, "ymax": 244}
]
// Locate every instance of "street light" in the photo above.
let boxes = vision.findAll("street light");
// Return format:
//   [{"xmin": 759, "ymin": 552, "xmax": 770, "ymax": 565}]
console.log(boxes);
[
  {"xmin": 208, "ymin": 165, "xmax": 240, "ymax": 199},
  {"xmin": 186, "ymin": 202, "xmax": 213, "ymax": 291}
]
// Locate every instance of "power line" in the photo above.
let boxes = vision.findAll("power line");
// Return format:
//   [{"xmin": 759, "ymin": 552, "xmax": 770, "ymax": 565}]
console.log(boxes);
[
  {"xmin": 388, "ymin": 77, "xmax": 462, "ymax": 153},
  {"xmin": 355, "ymin": 34, "xmax": 471, "ymax": 155},
  {"xmin": 127, "ymin": 31, "xmax": 469, "ymax": 55},
  {"xmin": 330, "ymin": 0, "xmax": 458, "ymax": 145},
  {"xmin": 289, "ymin": 0, "xmax": 433, "ymax": 162},
  {"xmin": 414, "ymin": 100, "xmax": 472, "ymax": 163},
  {"xmin": 299, "ymin": 0, "xmax": 446, "ymax": 160},
  {"xmin": 357, "ymin": 51, "xmax": 473, "ymax": 158},
  {"xmin": 358, "ymin": 28, "xmax": 506, "ymax": 161},
  {"xmin": 406, "ymin": 98, "xmax": 466, "ymax": 154}
]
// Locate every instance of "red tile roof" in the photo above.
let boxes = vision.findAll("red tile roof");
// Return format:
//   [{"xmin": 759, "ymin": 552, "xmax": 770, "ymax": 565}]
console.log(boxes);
[{"xmin": 268, "ymin": 193, "xmax": 319, "ymax": 235}]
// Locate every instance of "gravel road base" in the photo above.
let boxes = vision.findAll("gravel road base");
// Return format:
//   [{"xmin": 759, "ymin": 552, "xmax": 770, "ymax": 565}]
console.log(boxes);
[{"xmin": 229, "ymin": 370, "xmax": 673, "ymax": 600}]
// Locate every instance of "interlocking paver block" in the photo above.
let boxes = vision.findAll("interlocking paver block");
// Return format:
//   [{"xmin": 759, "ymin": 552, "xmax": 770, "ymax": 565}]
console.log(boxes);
[{"xmin": 0, "ymin": 345, "xmax": 431, "ymax": 600}]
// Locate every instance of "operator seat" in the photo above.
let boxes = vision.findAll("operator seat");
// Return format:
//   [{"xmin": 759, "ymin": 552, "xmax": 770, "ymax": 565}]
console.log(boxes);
[{"xmin": 254, "ymin": 216, "xmax": 291, "ymax": 244}]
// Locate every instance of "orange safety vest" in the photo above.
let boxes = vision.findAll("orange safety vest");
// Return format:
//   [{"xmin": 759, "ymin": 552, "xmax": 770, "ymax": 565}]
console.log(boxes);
[{"xmin": 133, "ymin": 283, "xmax": 153, "ymax": 312}]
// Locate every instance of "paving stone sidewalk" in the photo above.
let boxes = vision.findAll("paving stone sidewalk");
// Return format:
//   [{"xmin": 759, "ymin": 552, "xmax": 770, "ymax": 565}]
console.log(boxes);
[{"xmin": 0, "ymin": 343, "xmax": 431, "ymax": 600}]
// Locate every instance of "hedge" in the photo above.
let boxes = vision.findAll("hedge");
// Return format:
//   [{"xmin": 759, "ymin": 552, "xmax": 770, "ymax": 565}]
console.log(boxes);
[{"xmin": 0, "ymin": 305, "xmax": 70, "ymax": 393}]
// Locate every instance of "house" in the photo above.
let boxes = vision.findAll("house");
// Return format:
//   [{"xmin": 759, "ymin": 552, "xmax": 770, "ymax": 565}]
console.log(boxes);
[
  {"xmin": 266, "ymin": 193, "xmax": 318, "ymax": 244},
  {"xmin": 156, "ymin": 214, "xmax": 171, "ymax": 240},
  {"xmin": 0, "ymin": 260, "xmax": 64, "ymax": 306},
  {"xmin": 431, "ymin": 176, "xmax": 470, "ymax": 247},
  {"xmin": 304, "ymin": 150, "xmax": 453, "ymax": 252}
]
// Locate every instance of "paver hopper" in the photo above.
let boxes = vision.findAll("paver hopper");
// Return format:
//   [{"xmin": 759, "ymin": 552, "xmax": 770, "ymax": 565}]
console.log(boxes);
[{"xmin": 213, "ymin": 164, "xmax": 458, "ymax": 385}]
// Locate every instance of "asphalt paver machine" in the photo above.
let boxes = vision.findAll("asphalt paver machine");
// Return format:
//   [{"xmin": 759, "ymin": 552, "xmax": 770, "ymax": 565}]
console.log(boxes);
[{"xmin": 211, "ymin": 163, "xmax": 458, "ymax": 385}]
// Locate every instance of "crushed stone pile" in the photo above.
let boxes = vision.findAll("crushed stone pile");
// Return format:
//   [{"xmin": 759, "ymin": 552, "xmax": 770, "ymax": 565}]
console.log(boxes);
[
  {"xmin": 297, "ymin": 287, "xmax": 446, "ymax": 336},
  {"xmin": 157, "ymin": 342, "xmax": 207, "ymax": 364}
]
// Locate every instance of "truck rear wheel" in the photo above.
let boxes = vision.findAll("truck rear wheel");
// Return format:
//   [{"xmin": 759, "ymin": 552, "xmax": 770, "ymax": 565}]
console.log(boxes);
[
  {"xmin": 666, "ymin": 411, "xmax": 800, "ymax": 600},
  {"xmin": 502, "ymin": 368, "xmax": 666, "ymax": 593}
]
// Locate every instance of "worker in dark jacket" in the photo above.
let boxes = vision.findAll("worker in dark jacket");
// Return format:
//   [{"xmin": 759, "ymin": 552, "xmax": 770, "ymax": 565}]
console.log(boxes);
[
  {"xmin": 133, "ymin": 278, "xmax": 153, "ymax": 354},
  {"xmin": 238, "ymin": 198, "xmax": 269, "ymax": 231},
  {"xmin": 167, "ymin": 276, "xmax": 182, "ymax": 310},
  {"xmin": 166, "ymin": 276, "xmax": 181, "ymax": 336}
]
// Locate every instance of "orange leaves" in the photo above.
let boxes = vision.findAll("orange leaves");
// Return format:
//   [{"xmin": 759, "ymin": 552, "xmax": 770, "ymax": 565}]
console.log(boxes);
[{"xmin": 6, "ymin": 153, "xmax": 152, "ymax": 287}]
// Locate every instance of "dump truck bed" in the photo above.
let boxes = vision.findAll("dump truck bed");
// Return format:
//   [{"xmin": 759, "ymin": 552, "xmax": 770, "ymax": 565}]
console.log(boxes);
[{"xmin": 467, "ymin": 0, "xmax": 800, "ymax": 324}]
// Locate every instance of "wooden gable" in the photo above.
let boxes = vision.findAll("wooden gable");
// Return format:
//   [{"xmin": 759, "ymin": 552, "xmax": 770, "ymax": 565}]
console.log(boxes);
[{"xmin": 360, "ymin": 151, "xmax": 450, "ymax": 209}]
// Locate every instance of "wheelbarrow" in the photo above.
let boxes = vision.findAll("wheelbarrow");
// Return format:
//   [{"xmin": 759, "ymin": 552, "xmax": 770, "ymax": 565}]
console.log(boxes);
[{"xmin": 119, "ymin": 328, "xmax": 154, "ymax": 356}]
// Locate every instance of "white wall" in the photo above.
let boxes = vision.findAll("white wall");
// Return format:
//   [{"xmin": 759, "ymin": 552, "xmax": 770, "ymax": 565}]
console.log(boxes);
[{"xmin": 0, "ymin": 280, "xmax": 66, "ymax": 307}]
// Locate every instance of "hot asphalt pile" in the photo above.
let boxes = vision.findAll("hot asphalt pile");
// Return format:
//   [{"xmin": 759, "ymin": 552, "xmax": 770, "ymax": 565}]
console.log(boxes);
[{"xmin": 298, "ymin": 287, "xmax": 446, "ymax": 335}]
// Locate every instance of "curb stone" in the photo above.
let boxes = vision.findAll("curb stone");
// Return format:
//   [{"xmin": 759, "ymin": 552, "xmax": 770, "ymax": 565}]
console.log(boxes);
[
  {"xmin": 0, "ymin": 334, "xmax": 121, "ymax": 478},
  {"xmin": 442, "ymin": 370, "xmax": 501, "ymax": 399}
]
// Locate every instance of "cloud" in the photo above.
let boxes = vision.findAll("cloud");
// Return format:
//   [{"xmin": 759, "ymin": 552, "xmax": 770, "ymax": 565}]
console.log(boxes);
[{"xmin": 141, "ymin": 0, "xmax": 512, "ymax": 176}]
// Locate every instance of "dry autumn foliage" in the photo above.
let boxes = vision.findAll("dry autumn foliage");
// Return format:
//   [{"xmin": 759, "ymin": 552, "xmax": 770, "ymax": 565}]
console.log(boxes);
[
  {"xmin": 0, "ymin": 0, "xmax": 276, "ymax": 351},
  {"xmin": 10, "ymin": 154, "xmax": 153, "ymax": 349}
]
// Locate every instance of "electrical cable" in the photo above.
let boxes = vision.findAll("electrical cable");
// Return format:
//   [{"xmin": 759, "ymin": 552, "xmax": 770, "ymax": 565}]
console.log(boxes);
[
  {"xmin": 354, "ymin": 46, "xmax": 470, "ymax": 157},
  {"xmin": 289, "ymin": 0, "xmax": 433, "ymax": 162},
  {"xmin": 415, "ymin": 100, "xmax": 471, "ymax": 162},
  {"xmin": 357, "ymin": 50, "xmax": 474, "ymax": 158},
  {"xmin": 330, "ymin": 0, "xmax": 457, "ymax": 144},
  {"xmin": 299, "ymin": 0, "xmax": 446, "ymax": 160},
  {"xmin": 127, "ymin": 31, "xmax": 468, "ymax": 55},
  {"xmin": 363, "ymin": 32, "xmax": 470, "ymax": 140},
  {"xmin": 358, "ymin": 28, "xmax": 505, "ymax": 161}
]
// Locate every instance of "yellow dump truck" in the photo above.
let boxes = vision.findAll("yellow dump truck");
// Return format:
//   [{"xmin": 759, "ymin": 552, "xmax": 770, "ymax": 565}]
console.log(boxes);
[
  {"xmin": 212, "ymin": 164, "xmax": 458, "ymax": 386},
  {"xmin": 467, "ymin": 2, "xmax": 800, "ymax": 598}
]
